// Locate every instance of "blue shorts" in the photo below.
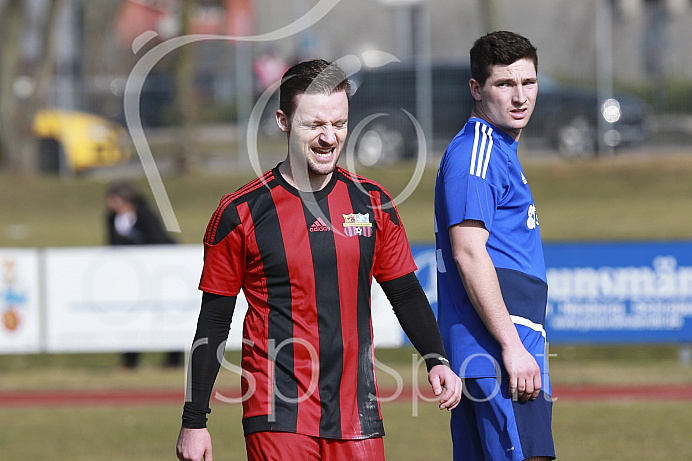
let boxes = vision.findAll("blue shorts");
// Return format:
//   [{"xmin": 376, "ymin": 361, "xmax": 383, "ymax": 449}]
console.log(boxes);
[{"xmin": 451, "ymin": 377, "xmax": 555, "ymax": 461}]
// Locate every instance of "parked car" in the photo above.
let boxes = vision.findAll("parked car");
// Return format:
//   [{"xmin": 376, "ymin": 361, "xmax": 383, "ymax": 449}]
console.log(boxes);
[
  {"xmin": 348, "ymin": 61, "xmax": 650, "ymax": 164},
  {"xmin": 32, "ymin": 109, "xmax": 132, "ymax": 174}
]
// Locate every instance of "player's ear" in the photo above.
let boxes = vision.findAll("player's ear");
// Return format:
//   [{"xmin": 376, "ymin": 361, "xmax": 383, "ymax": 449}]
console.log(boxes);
[
  {"xmin": 469, "ymin": 79, "xmax": 482, "ymax": 101},
  {"xmin": 276, "ymin": 110, "xmax": 290, "ymax": 133}
]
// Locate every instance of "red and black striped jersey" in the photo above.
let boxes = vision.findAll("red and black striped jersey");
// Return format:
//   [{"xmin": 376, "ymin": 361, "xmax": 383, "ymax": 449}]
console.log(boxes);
[{"xmin": 199, "ymin": 166, "xmax": 417, "ymax": 440}]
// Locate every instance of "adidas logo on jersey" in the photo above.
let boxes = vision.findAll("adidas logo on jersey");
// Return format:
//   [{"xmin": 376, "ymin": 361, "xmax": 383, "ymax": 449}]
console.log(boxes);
[{"xmin": 310, "ymin": 217, "xmax": 332, "ymax": 232}]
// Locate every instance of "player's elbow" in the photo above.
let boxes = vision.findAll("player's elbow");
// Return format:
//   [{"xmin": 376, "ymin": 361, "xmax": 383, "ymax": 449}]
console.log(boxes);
[{"xmin": 452, "ymin": 244, "xmax": 480, "ymax": 274}]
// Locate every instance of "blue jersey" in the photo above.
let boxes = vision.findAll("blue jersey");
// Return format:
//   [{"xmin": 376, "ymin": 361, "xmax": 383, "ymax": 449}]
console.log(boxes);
[{"xmin": 435, "ymin": 118, "xmax": 549, "ymax": 380}]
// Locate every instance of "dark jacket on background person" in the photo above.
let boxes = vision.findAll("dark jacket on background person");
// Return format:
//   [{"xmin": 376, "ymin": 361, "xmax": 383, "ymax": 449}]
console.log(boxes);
[{"xmin": 107, "ymin": 199, "xmax": 175, "ymax": 246}]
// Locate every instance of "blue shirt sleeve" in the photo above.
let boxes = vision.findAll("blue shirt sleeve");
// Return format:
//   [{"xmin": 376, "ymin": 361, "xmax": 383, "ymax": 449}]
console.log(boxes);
[{"xmin": 439, "ymin": 122, "xmax": 504, "ymax": 232}]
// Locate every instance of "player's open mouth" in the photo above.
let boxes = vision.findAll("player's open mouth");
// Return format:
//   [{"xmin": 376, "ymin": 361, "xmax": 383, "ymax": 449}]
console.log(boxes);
[{"xmin": 312, "ymin": 147, "xmax": 334, "ymax": 160}]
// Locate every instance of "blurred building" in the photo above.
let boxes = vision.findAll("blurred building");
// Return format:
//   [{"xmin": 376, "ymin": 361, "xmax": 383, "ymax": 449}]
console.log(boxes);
[
  {"xmin": 109, "ymin": 0, "xmax": 692, "ymax": 79},
  {"xmin": 49, "ymin": 0, "xmax": 692, "ymax": 127}
]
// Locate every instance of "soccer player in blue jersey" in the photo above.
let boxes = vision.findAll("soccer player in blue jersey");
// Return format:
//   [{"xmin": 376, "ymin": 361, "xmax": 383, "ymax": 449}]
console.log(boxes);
[{"xmin": 435, "ymin": 31, "xmax": 556, "ymax": 460}]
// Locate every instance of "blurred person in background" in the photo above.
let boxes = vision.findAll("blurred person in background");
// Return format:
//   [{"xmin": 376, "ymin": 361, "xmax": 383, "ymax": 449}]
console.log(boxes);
[
  {"xmin": 434, "ymin": 31, "xmax": 555, "ymax": 461},
  {"xmin": 254, "ymin": 45, "xmax": 290, "ymax": 94},
  {"xmin": 105, "ymin": 180, "xmax": 182, "ymax": 369},
  {"xmin": 176, "ymin": 59, "xmax": 461, "ymax": 461}
]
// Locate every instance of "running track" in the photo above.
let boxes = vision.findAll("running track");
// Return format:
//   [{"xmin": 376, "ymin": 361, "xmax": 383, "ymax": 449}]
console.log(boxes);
[{"xmin": 3, "ymin": 385, "xmax": 692, "ymax": 407}]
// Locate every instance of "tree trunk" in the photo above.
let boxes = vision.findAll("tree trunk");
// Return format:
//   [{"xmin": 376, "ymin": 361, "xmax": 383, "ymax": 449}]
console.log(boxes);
[
  {"xmin": 0, "ymin": 0, "xmax": 62, "ymax": 176},
  {"xmin": 173, "ymin": 0, "xmax": 201, "ymax": 173}
]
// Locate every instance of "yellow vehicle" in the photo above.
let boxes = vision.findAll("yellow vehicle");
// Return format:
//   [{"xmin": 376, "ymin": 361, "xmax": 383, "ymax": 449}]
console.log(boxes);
[{"xmin": 32, "ymin": 109, "xmax": 132, "ymax": 174}]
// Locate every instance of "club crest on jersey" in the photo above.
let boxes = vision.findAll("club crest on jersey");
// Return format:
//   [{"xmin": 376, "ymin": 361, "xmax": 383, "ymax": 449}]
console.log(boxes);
[{"xmin": 342, "ymin": 213, "xmax": 372, "ymax": 237}]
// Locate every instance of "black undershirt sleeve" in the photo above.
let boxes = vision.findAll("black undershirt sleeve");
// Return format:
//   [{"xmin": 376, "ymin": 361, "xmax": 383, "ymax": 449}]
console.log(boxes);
[
  {"xmin": 181, "ymin": 292, "xmax": 236, "ymax": 429},
  {"xmin": 380, "ymin": 272, "xmax": 450, "ymax": 372}
]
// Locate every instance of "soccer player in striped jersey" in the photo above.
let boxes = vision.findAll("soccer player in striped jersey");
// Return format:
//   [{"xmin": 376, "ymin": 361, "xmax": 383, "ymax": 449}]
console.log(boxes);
[
  {"xmin": 176, "ymin": 59, "xmax": 461, "ymax": 461},
  {"xmin": 434, "ymin": 31, "xmax": 556, "ymax": 461}
]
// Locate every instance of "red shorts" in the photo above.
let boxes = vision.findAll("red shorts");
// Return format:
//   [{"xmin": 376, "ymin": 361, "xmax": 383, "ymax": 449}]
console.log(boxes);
[{"xmin": 245, "ymin": 431, "xmax": 385, "ymax": 461}]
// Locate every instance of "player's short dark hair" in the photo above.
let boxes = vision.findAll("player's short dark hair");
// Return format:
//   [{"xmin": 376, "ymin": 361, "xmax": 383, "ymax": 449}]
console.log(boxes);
[
  {"xmin": 279, "ymin": 59, "xmax": 351, "ymax": 120},
  {"xmin": 470, "ymin": 31, "xmax": 538, "ymax": 87}
]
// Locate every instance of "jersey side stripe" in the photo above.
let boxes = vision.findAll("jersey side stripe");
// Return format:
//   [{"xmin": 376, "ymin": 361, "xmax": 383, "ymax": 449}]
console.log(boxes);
[
  {"xmin": 481, "ymin": 126, "xmax": 493, "ymax": 179},
  {"xmin": 475, "ymin": 124, "xmax": 489, "ymax": 177},
  {"xmin": 469, "ymin": 121, "xmax": 481, "ymax": 175}
]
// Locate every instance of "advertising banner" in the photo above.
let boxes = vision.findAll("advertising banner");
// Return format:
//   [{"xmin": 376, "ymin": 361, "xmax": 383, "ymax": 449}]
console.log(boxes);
[
  {"xmin": 544, "ymin": 242, "xmax": 692, "ymax": 343},
  {"xmin": 0, "ymin": 249, "xmax": 42, "ymax": 353},
  {"xmin": 412, "ymin": 243, "xmax": 692, "ymax": 345},
  {"xmin": 41, "ymin": 245, "xmax": 406, "ymax": 353},
  {"xmin": 44, "ymin": 245, "xmax": 205, "ymax": 352},
  {"xmin": 10, "ymin": 241, "xmax": 692, "ymax": 354}
]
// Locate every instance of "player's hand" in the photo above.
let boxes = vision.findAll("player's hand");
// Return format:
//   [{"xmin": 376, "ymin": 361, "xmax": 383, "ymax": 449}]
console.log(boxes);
[
  {"xmin": 176, "ymin": 427, "xmax": 213, "ymax": 461},
  {"xmin": 502, "ymin": 345, "xmax": 541, "ymax": 402},
  {"xmin": 428, "ymin": 364, "xmax": 462, "ymax": 410}
]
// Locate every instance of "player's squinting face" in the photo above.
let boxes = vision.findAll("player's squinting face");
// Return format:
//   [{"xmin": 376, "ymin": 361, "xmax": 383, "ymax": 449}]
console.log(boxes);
[
  {"xmin": 286, "ymin": 90, "xmax": 349, "ymax": 178},
  {"xmin": 470, "ymin": 58, "xmax": 538, "ymax": 140}
]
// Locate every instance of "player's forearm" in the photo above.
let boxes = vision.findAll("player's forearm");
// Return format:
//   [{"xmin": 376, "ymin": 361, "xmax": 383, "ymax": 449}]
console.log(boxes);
[
  {"xmin": 381, "ymin": 272, "xmax": 450, "ymax": 371},
  {"xmin": 454, "ymin": 245, "xmax": 522, "ymax": 351},
  {"xmin": 182, "ymin": 292, "xmax": 236, "ymax": 428}
]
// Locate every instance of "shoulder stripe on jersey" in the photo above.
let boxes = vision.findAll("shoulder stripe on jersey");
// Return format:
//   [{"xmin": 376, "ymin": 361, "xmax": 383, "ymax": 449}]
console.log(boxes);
[
  {"xmin": 338, "ymin": 167, "xmax": 381, "ymax": 190},
  {"xmin": 482, "ymin": 127, "xmax": 494, "ymax": 179},
  {"xmin": 469, "ymin": 122, "xmax": 480, "ymax": 175},
  {"xmin": 205, "ymin": 170, "xmax": 275, "ymax": 244},
  {"xmin": 469, "ymin": 121, "xmax": 493, "ymax": 180},
  {"xmin": 234, "ymin": 170, "xmax": 275, "ymax": 197}
]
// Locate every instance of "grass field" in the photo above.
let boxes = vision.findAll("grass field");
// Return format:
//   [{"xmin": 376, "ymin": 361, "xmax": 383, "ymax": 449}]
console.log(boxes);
[
  {"xmin": 3, "ymin": 400, "xmax": 692, "ymax": 460},
  {"xmin": 3, "ymin": 148, "xmax": 692, "ymax": 247},
  {"xmin": 2, "ymin": 148, "xmax": 692, "ymax": 459}
]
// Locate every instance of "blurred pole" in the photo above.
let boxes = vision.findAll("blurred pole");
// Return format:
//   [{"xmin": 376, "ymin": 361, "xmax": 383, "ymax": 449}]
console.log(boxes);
[
  {"xmin": 227, "ymin": 0, "xmax": 255, "ymax": 170},
  {"xmin": 394, "ymin": 4, "xmax": 414, "ymax": 59},
  {"xmin": 378, "ymin": 0, "xmax": 431, "ymax": 157},
  {"xmin": 175, "ymin": 0, "xmax": 199, "ymax": 172},
  {"xmin": 54, "ymin": 0, "xmax": 84, "ymax": 112},
  {"xmin": 643, "ymin": 0, "xmax": 668, "ymax": 113},
  {"xmin": 478, "ymin": 0, "xmax": 503, "ymax": 33},
  {"xmin": 413, "ymin": 2, "xmax": 433, "ymax": 158},
  {"xmin": 377, "ymin": 0, "xmax": 419, "ymax": 60},
  {"xmin": 53, "ymin": 0, "xmax": 85, "ymax": 177},
  {"xmin": 236, "ymin": 42, "xmax": 254, "ymax": 169},
  {"xmin": 595, "ymin": 0, "xmax": 614, "ymax": 157}
]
